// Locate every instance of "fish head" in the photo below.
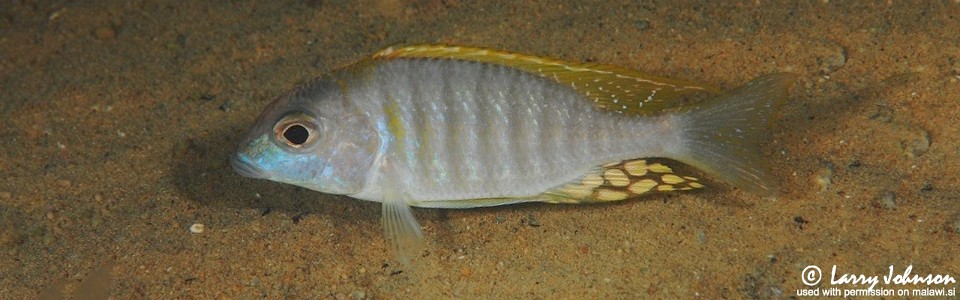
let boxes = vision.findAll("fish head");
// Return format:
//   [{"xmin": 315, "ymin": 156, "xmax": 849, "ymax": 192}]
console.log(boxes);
[{"xmin": 232, "ymin": 77, "xmax": 379, "ymax": 195}]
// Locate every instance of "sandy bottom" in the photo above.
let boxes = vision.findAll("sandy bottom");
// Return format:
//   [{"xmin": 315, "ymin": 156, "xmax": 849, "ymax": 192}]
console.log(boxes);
[{"xmin": 2, "ymin": 1, "xmax": 958, "ymax": 298}]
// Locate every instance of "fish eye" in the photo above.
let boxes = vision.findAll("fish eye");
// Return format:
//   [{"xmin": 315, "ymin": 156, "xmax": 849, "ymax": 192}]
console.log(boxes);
[
  {"xmin": 274, "ymin": 113, "xmax": 319, "ymax": 149},
  {"xmin": 282, "ymin": 124, "xmax": 310, "ymax": 146}
]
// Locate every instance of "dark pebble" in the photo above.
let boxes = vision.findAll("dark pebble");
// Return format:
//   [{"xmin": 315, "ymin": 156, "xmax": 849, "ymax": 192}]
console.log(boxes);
[
  {"xmin": 525, "ymin": 213, "xmax": 540, "ymax": 227},
  {"xmin": 847, "ymin": 160, "xmax": 861, "ymax": 169},
  {"xmin": 793, "ymin": 216, "xmax": 808, "ymax": 229}
]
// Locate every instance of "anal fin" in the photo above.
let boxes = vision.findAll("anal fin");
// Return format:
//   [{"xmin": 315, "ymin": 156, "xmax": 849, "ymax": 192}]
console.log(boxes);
[{"xmin": 545, "ymin": 158, "xmax": 707, "ymax": 203}]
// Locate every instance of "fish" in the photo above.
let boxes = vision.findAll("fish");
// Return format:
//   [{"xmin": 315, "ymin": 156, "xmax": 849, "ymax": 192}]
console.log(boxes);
[{"xmin": 231, "ymin": 44, "xmax": 797, "ymax": 263}]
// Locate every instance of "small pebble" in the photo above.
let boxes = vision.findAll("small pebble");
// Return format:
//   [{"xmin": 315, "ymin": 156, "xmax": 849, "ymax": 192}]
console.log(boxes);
[
  {"xmin": 351, "ymin": 290, "xmax": 367, "ymax": 300},
  {"xmin": 818, "ymin": 45, "xmax": 847, "ymax": 74},
  {"xmin": 847, "ymin": 160, "xmax": 862, "ymax": 169},
  {"xmin": 57, "ymin": 179, "xmax": 72, "ymax": 187},
  {"xmin": 814, "ymin": 166, "xmax": 833, "ymax": 191},
  {"xmin": 902, "ymin": 128, "xmax": 930, "ymax": 158},
  {"xmin": 868, "ymin": 105, "xmax": 894, "ymax": 122},
  {"xmin": 94, "ymin": 26, "xmax": 116, "ymax": 40},
  {"xmin": 948, "ymin": 215, "xmax": 960, "ymax": 233},
  {"xmin": 200, "ymin": 93, "xmax": 217, "ymax": 101},
  {"xmin": 634, "ymin": 19, "xmax": 650, "ymax": 30},
  {"xmin": 695, "ymin": 229, "xmax": 707, "ymax": 244},
  {"xmin": 578, "ymin": 245, "xmax": 591, "ymax": 255},
  {"xmin": 879, "ymin": 191, "xmax": 896, "ymax": 209},
  {"xmin": 189, "ymin": 223, "xmax": 204, "ymax": 234},
  {"xmin": 525, "ymin": 213, "xmax": 540, "ymax": 227},
  {"xmin": 793, "ymin": 216, "xmax": 809, "ymax": 229}
]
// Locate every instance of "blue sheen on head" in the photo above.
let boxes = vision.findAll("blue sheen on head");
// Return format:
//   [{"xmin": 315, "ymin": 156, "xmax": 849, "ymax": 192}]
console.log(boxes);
[
  {"xmin": 234, "ymin": 131, "xmax": 356, "ymax": 194},
  {"xmin": 232, "ymin": 76, "xmax": 379, "ymax": 196}
]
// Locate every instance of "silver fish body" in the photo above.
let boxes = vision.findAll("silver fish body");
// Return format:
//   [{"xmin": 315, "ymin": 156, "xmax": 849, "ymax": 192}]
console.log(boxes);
[{"xmin": 346, "ymin": 59, "xmax": 682, "ymax": 207}]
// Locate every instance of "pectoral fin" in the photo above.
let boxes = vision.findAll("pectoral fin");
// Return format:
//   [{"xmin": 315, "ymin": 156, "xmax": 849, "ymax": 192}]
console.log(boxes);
[
  {"xmin": 370, "ymin": 156, "xmax": 426, "ymax": 265},
  {"xmin": 381, "ymin": 186, "xmax": 424, "ymax": 265}
]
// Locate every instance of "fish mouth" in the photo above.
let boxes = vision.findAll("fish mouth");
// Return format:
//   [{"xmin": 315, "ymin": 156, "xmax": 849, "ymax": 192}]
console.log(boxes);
[{"xmin": 231, "ymin": 154, "xmax": 264, "ymax": 179}]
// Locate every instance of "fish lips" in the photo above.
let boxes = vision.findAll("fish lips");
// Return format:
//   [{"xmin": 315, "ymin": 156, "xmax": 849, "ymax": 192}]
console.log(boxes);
[{"xmin": 231, "ymin": 154, "xmax": 265, "ymax": 179}]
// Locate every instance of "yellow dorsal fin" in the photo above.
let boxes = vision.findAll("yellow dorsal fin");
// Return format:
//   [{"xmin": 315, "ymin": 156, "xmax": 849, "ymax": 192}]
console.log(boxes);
[
  {"xmin": 373, "ymin": 45, "xmax": 724, "ymax": 115},
  {"xmin": 544, "ymin": 158, "xmax": 707, "ymax": 204}
]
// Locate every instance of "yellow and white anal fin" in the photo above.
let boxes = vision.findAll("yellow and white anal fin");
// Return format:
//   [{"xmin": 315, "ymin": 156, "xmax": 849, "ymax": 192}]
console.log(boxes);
[
  {"xmin": 544, "ymin": 158, "xmax": 707, "ymax": 204},
  {"xmin": 381, "ymin": 185, "xmax": 424, "ymax": 266},
  {"xmin": 374, "ymin": 44, "xmax": 723, "ymax": 116}
]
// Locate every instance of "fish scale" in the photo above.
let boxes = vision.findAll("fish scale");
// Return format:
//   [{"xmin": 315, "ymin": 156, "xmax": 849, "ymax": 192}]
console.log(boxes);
[
  {"xmin": 231, "ymin": 45, "xmax": 797, "ymax": 263},
  {"xmin": 352, "ymin": 58, "xmax": 659, "ymax": 204}
]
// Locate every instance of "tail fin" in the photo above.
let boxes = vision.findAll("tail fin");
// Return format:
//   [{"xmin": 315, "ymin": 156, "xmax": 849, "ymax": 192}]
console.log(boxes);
[{"xmin": 676, "ymin": 73, "xmax": 798, "ymax": 197}]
